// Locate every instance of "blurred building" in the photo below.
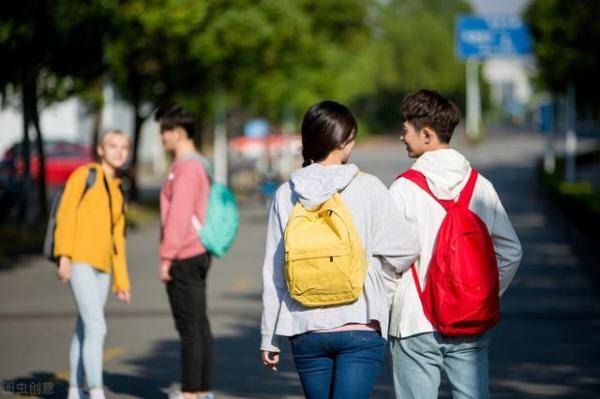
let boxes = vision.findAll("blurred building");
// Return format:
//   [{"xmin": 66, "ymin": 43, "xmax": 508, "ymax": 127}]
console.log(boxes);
[
  {"xmin": 483, "ymin": 58, "xmax": 533, "ymax": 120},
  {"xmin": 469, "ymin": 0, "xmax": 534, "ymax": 122}
]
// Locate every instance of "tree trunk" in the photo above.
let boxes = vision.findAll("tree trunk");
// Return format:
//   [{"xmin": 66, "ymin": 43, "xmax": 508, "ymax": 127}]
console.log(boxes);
[
  {"xmin": 91, "ymin": 106, "xmax": 102, "ymax": 161},
  {"xmin": 31, "ymin": 88, "xmax": 48, "ymax": 219},
  {"xmin": 128, "ymin": 94, "xmax": 145, "ymax": 202},
  {"xmin": 18, "ymin": 77, "xmax": 32, "ymax": 223}
]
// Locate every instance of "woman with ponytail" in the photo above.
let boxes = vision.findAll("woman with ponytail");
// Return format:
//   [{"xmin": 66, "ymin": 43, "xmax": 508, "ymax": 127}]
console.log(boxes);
[{"xmin": 260, "ymin": 101, "xmax": 420, "ymax": 398}]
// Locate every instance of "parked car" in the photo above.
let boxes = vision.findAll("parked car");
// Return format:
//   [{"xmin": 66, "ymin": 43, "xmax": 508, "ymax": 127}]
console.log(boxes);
[{"xmin": 3, "ymin": 140, "xmax": 93, "ymax": 186}]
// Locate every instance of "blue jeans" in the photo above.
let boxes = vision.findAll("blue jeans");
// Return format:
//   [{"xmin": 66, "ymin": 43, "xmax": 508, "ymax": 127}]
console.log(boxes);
[
  {"xmin": 390, "ymin": 332, "xmax": 491, "ymax": 399},
  {"xmin": 69, "ymin": 263, "xmax": 111, "ymax": 389},
  {"xmin": 290, "ymin": 330, "xmax": 386, "ymax": 399}
]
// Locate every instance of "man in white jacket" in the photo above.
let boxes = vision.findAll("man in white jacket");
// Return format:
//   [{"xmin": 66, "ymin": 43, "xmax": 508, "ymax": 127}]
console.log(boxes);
[{"xmin": 388, "ymin": 89, "xmax": 522, "ymax": 399}]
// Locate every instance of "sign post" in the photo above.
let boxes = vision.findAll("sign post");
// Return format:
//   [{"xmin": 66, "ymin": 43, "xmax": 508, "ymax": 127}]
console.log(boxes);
[
  {"xmin": 465, "ymin": 58, "xmax": 481, "ymax": 141},
  {"xmin": 565, "ymin": 84, "xmax": 577, "ymax": 183},
  {"xmin": 537, "ymin": 100, "xmax": 556, "ymax": 174},
  {"xmin": 455, "ymin": 15, "xmax": 533, "ymax": 141},
  {"xmin": 214, "ymin": 91, "xmax": 228, "ymax": 185}
]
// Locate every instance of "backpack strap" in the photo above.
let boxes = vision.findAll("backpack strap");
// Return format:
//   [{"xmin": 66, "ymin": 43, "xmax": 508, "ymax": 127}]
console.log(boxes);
[
  {"xmin": 101, "ymin": 172, "xmax": 119, "ymax": 255},
  {"xmin": 410, "ymin": 263, "xmax": 424, "ymax": 296},
  {"xmin": 77, "ymin": 167, "xmax": 97, "ymax": 207},
  {"xmin": 193, "ymin": 153, "xmax": 214, "ymax": 184},
  {"xmin": 399, "ymin": 169, "xmax": 453, "ymax": 211},
  {"xmin": 456, "ymin": 169, "xmax": 479, "ymax": 207},
  {"xmin": 117, "ymin": 181, "xmax": 127, "ymax": 237},
  {"xmin": 399, "ymin": 168, "xmax": 479, "ymax": 210}
]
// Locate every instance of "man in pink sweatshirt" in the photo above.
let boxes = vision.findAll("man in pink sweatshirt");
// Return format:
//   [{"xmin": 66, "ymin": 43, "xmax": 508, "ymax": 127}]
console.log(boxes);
[{"xmin": 156, "ymin": 104, "xmax": 214, "ymax": 399}]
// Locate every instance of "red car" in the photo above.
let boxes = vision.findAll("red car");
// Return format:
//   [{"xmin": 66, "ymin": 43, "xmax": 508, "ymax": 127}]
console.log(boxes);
[{"xmin": 3, "ymin": 140, "xmax": 93, "ymax": 186}]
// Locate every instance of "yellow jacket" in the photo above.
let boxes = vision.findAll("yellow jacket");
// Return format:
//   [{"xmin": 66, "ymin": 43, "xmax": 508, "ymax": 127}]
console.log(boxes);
[{"xmin": 54, "ymin": 163, "xmax": 130, "ymax": 292}]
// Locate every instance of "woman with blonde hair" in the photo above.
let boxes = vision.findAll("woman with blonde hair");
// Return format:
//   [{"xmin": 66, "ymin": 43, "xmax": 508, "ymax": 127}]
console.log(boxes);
[{"xmin": 54, "ymin": 130, "xmax": 132, "ymax": 399}]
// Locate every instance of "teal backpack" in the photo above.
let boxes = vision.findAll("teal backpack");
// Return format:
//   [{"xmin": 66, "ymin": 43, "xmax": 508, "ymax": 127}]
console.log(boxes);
[{"xmin": 193, "ymin": 156, "xmax": 239, "ymax": 258}]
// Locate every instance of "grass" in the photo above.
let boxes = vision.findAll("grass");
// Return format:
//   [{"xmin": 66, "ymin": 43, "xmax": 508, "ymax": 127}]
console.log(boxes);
[
  {"xmin": 0, "ymin": 224, "xmax": 45, "ymax": 261},
  {"xmin": 539, "ymin": 148, "xmax": 600, "ymax": 247},
  {"xmin": 541, "ymin": 164, "xmax": 600, "ymax": 215},
  {"xmin": 126, "ymin": 202, "xmax": 160, "ymax": 228}
]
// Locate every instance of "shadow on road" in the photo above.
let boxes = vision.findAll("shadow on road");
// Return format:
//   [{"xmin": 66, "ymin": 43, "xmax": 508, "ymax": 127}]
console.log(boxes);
[
  {"xmin": 105, "ymin": 323, "xmax": 304, "ymax": 398},
  {"xmin": 480, "ymin": 164, "xmax": 600, "ymax": 398}
]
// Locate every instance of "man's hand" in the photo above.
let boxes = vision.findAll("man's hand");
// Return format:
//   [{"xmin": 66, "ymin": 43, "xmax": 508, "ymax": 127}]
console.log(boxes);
[
  {"xmin": 158, "ymin": 260, "xmax": 172, "ymax": 283},
  {"xmin": 57, "ymin": 256, "xmax": 72, "ymax": 283},
  {"xmin": 261, "ymin": 350, "xmax": 280, "ymax": 372},
  {"xmin": 116, "ymin": 290, "xmax": 131, "ymax": 303}
]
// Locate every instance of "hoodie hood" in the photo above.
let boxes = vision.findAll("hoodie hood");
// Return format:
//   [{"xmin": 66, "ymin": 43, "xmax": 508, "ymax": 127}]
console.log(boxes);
[
  {"xmin": 411, "ymin": 149, "xmax": 471, "ymax": 200},
  {"xmin": 290, "ymin": 163, "xmax": 359, "ymax": 210}
]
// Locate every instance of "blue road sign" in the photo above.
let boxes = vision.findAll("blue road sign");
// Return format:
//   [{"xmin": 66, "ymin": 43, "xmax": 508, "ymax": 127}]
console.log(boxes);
[
  {"xmin": 244, "ymin": 119, "xmax": 270, "ymax": 139},
  {"xmin": 456, "ymin": 15, "xmax": 533, "ymax": 59},
  {"xmin": 537, "ymin": 102, "xmax": 555, "ymax": 133}
]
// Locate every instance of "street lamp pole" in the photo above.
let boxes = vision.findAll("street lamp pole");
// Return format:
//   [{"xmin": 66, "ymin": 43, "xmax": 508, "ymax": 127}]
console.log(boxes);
[
  {"xmin": 466, "ymin": 57, "xmax": 481, "ymax": 141},
  {"xmin": 564, "ymin": 84, "xmax": 577, "ymax": 183},
  {"xmin": 214, "ymin": 91, "xmax": 228, "ymax": 186}
]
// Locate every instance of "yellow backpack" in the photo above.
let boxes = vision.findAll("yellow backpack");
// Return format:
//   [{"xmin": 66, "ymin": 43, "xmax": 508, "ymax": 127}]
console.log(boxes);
[{"xmin": 284, "ymin": 192, "xmax": 368, "ymax": 307}]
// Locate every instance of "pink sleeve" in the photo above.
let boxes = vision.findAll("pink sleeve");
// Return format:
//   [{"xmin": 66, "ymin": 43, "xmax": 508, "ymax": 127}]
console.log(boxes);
[{"xmin": 159, "ymin": 162, "xmax": 209, "ymax": 260}]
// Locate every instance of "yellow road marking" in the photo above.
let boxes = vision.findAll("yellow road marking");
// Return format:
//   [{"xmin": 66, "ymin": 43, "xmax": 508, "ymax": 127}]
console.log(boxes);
[{"xmin": 230, "ymin": 279, "xmax": 250, "ymax": 292}]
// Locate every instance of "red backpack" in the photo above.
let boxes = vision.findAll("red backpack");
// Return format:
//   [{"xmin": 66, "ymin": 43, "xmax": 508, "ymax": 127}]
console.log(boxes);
[{"xmin": 400, "ymin": 168, "xmax": 499, "ymax": 336}]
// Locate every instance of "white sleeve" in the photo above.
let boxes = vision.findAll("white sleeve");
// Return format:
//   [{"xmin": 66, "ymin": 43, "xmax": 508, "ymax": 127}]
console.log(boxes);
[
  {"xmin": 260, "ymin": 192, "xmax": 287, "ymax": 352},
  {"xmin": 373, "ymin": 179, "xmax": 420, "ymax": 272},
  {"xmin": 488, "ymin": 187, "xmax": 523, "ymax": 296}
]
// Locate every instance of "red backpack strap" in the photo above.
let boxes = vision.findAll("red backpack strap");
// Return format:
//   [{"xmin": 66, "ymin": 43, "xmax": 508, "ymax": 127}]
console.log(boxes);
[
  {"xmin": 410, "ymin": 264, "xmax": 424, "ymax": 296},
  {"xmin": 398, "ymin": 169, "xmax": 452, "ymax": 211},
  {"xmin": 457, "ymin": 169, "xmax": 479, "ymax": 207}
]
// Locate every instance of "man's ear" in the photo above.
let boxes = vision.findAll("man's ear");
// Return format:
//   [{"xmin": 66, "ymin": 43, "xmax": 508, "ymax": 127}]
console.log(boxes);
[
  {"xmin": 96, "ymin": 145, "xmax": 104, "ymax": 158},
  {"xmin": 422, "ymin": 127, "xmax": 433, "ymax": 144},
  {"xmin": 172, "ymin": 127, "xmax": 185, "ymax": 142}
]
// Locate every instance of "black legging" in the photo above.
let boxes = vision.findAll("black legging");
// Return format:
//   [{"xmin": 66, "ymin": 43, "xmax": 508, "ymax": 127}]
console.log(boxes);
[{"xmin": 166, "ymin": 253, "xmax": 212, "ymax": 392}]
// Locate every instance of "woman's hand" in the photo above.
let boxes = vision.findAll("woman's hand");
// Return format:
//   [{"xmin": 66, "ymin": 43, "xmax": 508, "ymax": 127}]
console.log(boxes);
[
  {"xmin": 261, "ymin": 350, "xmax": 280, "ymax": 372},
  {"xmin": 57, "ymin": 256, "xmax": 72, "ymax": 283},
  {"xmin": 116, "ymin": 290, "xmax": 131, "ymax": 303},
  {"xmin": 158, "ymin": 260, "xmax": 172, "ymax": 283}
]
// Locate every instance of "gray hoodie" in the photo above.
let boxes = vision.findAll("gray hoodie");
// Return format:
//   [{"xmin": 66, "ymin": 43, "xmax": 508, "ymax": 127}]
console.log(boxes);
[{"xmin": 260, "ymin": 163, "xmax": 420, "ymax": 352}]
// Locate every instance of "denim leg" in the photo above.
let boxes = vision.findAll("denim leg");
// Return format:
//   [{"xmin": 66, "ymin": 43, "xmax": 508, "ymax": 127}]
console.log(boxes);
[
  {"xmin": 290, "ymin": 333, "xmax": 334, "ymax": 399},
  {"xmin": 389, "ymin": 333, "xmax": 443, "ymax": 399},
  {"xmin": 330, "ymin": 331, "xmax": 386, "ymax": 399},
  {"xmin": 70, "ymin": 263, "xmax": 111, "ymax": 389},
  {"xmin": 442, "ymin": 332, "xmax": 491, "ymax": 399},
  {"xmin": 69, "ymin": 315, "xmax": 85, "ymax": 387}
]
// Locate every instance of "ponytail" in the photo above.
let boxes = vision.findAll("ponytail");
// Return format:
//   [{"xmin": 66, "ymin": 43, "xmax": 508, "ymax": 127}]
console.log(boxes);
[{"xmin": 300, "ymin": 101, "xmax": 357, "ymax": 167}]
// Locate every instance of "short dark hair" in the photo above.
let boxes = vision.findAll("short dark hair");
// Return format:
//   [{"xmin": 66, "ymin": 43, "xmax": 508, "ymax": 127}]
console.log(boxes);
[
  {"xmin": 154, "ymin": 103, "xmax": 196, "ymax": 138},
  {"xmin": 300, "ymin": 100, "xmax": 358, "ymax": 167},
  {"xmin": 400, "ymin": 89, "xmax": 461, "ymax": 143}
]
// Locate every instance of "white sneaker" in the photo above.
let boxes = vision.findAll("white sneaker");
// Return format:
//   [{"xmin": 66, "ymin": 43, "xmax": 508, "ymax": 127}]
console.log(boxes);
[
  {"xmin": 67, "ymin": 386, "xmax": 87, "ymax": 399},
  {"xmin": 88, "ymin": 387, "xmax": 106, "ymax": 399}
]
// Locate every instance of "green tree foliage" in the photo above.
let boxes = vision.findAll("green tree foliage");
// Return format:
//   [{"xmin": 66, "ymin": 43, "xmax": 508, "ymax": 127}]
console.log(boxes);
[
  {"xmin": 1, "ymin": 0, "xmax": 471, "ymax": 209},
  {"xmin": 104, "ymin": 0, "xmax": 375, "ymax": 199},
  {"xmin": 0, "ymin": 0, "xmax": 110, "ymax": 219},
  {"xmin": 348, "ymin": 0, "xmax": 470, "ymax": 133},
  {"xmin": 525, "ymin": 0, "xmax": 600, "ymax": 104},
  {"xmin": 189, "ymin": 0, "xmax": 373, "ymax": 119}
]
